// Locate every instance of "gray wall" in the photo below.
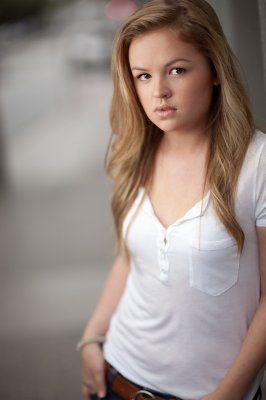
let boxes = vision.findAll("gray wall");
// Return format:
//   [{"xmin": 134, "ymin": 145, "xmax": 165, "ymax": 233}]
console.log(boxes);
[
  {"xmin": 258, "ymin": 0, "xmax": 266, "ymax": 87},
  {"xmin": 208, "ymin": 0, "xmax": 266, "ymax": 130}
]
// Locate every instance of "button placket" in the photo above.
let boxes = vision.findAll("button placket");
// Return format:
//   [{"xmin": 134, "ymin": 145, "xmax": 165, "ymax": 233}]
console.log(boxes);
[{"xmin": 157, "ymin": 228, "xmax": 170, "ymax": 282}]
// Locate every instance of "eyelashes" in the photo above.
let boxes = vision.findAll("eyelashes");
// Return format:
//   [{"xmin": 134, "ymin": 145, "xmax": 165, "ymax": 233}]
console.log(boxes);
[
  {"xmin": 136, "ymin": 67, "xmax": 186, "ymax": 81},
  {"xmin": 171, "ymin": 67, "xmax": 186, "ymax": 75}
]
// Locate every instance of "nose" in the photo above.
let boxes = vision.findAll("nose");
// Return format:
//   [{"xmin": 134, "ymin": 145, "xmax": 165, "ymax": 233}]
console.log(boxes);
[{"xmin": 152, "ymin": 76, "xmax": 171, "ymax": 99}]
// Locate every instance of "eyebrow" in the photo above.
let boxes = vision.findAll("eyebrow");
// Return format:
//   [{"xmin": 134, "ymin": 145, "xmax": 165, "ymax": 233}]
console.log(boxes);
[{"xmin": 131, "ymin": 57, "xmax": 192, "ymax": 71}]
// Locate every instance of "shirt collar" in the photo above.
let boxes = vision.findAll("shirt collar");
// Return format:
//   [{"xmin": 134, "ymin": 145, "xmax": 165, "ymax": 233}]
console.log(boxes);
[{"xmin": 139, "ymin": 186, "xmax": 211, "ymax": 229}]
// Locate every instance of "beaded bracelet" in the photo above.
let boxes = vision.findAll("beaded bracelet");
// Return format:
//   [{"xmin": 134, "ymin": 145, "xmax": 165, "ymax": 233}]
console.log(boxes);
[{"xmin": 76, "ymin": 335, "xmax": 106, "ymax": 352}]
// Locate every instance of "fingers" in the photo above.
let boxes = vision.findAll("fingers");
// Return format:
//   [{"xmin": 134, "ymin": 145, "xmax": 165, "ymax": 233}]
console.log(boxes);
[
  {"xmin": 92, "ymin": 366, "xmax": 107, "ymax": 398},
  {"xmin": 82, "ymin": 381, "xmax": 97, "ymax": 400},
  {"xmin": 82, "ymin": 367, "xmax": 106, "ymax": 399},
  {"xmin": 80, "ymin": 344, "xmax": 106, "ymax": 399},
  {"xmin": 82, "ymin": 382, "xmax": 90, "ymax": 400}
]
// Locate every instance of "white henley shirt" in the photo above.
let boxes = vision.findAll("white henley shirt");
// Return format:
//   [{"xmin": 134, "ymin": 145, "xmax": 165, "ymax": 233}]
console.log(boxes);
[{"xmin": 103, "ymin": 129, "xmax": 266, "ymax": 400}]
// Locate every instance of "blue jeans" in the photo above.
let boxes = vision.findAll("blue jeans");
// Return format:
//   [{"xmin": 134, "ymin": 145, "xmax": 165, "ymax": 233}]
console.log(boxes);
[
  {"xmin": 90, "ymin": 392, "xmax": 121, "ymax": 400},
  {"xmin": 90, "ymin": 386, "xmax": 263, "ymax": 400}
]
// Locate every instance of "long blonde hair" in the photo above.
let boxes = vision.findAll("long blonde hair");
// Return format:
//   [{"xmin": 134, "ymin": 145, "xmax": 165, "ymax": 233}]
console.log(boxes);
[{"xmin": 104, "ymin": 0, "xmax": 256, "ymax": 264}]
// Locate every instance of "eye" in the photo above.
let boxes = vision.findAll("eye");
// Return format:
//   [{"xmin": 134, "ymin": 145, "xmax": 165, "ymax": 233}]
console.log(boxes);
[
  {"xmin": 136, "ymin": 73, "xmax": 150, "ymax": 81},
  {"xmin": 135, "ymin": 67, "xmax": 186, "ymax": 81},
  {"xmin": 171, "ymin": 67, "xmax": 186, "ymax": 75}
]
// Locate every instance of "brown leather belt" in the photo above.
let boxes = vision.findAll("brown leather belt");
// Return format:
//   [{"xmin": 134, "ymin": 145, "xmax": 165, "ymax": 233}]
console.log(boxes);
[
  {"xmin": 104, "ymin": 360, "xmax": 182, "ymax": 400},
  {"xmin": 104, "ymin": 360, "xmax": 263, "ymax": 400}
]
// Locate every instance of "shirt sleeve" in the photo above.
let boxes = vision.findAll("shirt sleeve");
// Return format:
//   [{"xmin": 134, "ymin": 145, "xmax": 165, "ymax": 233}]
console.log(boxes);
[{"xmin": 255, "ymin": 141, "xmax": 266, "ymax": 227}]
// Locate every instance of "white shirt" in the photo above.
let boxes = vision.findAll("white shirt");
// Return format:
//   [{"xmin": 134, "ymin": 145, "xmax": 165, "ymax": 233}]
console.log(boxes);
[{"xmin": 103, "ymin": 129, "xmax": 266, "ymax": 400}]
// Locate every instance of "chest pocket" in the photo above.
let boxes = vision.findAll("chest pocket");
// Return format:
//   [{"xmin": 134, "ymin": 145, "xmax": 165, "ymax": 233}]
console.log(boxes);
[{"xmin": 188, "ymin": 236, "xmax": 241, "ymax": 296}]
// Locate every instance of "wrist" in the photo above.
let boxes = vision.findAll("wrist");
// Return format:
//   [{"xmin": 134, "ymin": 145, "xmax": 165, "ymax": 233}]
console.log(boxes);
[
  {"xmin": 76, "ymin": 334, "xmax": 106, "ymax": 352},
  {"xmin": 82, "ymin": 324, "xmax": 107, "ymax": 339}
]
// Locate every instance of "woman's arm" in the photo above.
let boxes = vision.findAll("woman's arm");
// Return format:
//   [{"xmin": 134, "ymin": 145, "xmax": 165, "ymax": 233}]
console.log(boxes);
[
  {"xmin": 81, "ymin": 253, "xmax": 131, "ymax": 339},
  {"xmin": 202, "ymin": 226, "xmax": 266, "ymax": 400}
]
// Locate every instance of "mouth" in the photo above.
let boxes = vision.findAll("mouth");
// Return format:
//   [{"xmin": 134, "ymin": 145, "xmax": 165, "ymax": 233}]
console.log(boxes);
[
  {"xmin": 154, "ymin": 105, "xmax": 177, "ymax": 112},
  {"xmin": 154, "ymin": 106, "xmax": 177, "ymax": 117}
]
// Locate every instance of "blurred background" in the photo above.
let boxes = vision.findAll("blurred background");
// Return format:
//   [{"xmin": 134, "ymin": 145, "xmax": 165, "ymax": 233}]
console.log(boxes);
[{"xmin": 0, "ymin": 0, "xmax": 265, "ymax": 399}]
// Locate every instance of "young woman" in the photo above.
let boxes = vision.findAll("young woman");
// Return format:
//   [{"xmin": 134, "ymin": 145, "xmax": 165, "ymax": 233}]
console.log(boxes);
[{"xmin": 77, "ymin": 1, "xmax": 266, "ymax": 399}]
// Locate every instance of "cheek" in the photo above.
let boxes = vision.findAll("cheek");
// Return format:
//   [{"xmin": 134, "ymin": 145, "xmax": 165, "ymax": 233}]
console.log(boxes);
[
  {"xmin": 135, "ymin": 87, "xmax": 152, "ymax": 114},
  {"xmin": 135, "ymin": 86, "xmax": 149, "ymax": 105},
  {"xmin": 180, "ymin": 77, "xmax": 213, "ymax": 110}
]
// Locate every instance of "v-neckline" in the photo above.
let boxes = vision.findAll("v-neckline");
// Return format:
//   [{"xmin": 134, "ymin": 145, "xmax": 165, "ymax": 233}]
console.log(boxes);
[{"xmin": 143, "ymin": 188, "xmax": 211, "ymax": 230}]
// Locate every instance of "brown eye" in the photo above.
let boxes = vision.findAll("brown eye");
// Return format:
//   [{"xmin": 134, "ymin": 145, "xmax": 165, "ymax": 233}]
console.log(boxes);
[
  {"xmin": 137, "ymin": 73, "xmax": 150, "ymax": 81},
  {"xmin": 171, "ymin": 67, "xmax": 186, "ymax": 75}
]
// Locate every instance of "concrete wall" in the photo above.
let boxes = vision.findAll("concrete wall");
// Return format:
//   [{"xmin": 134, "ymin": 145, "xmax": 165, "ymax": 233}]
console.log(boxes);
[
  {"xmin": 258, "ymin": 0, "xmax": 266, "ymax": 87},
  {"xmin": 208, "ymin": 0, "xmax": 266, "ymax": 130}
]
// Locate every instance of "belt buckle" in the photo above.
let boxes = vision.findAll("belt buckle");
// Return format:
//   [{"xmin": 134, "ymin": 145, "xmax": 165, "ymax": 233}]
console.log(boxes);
[{"xmin": 130, "ymin": 389, "xmax": 156, "ymax": 400}]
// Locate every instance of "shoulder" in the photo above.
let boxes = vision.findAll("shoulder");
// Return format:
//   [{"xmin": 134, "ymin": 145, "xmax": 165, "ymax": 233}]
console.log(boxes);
[
  {"xmin": 254, "ymin": 129, "xmax": 266, "ymax": 146},
  {"xmin": 248, "ymin": 129, "xmax": 266, "ymax": 155},
  {"xmin": 252, "ymin": 129, "xmax": 266, "ymax": 227},
  {"xmin": 235, "ymin": 129, "xmax": 265, "ymax": 206},
  {"xmin": 241, "ymin": 129, "xmax": 265, "ymax": 173},
  {"xmin": 252, "ymin": 129, "xmax": 266, "ymax": 169}
]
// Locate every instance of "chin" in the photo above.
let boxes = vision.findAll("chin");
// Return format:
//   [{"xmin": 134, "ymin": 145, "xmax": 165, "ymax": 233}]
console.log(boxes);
[{"xmin": 157, "ymin": 122, "xmax": 182, "ymax": 132}]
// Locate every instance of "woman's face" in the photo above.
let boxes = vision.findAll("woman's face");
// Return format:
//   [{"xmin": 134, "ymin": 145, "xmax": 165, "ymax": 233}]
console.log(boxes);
[{"xmin": 128, "ymin": 28, "xmax": 218, "ymax": 134}]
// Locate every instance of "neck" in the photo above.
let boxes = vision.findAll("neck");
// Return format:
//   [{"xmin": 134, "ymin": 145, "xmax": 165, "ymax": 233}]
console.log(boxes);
[{"xmin": 161, "ymin": 127, "xmax": 211, "ymax": 158}]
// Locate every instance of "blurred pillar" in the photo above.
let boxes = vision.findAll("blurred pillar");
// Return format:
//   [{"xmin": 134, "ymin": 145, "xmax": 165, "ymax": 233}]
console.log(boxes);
[
  {"xmin": 258, "ymin": 0, "xmax": 266, "ymax": 89},
  {"xmin": 208, "ymin": 0, "xmax": 265, "ymax": 129},
  {"xmin": 0, "ymin": 113, "xmax": 7, "ymax": 190}
]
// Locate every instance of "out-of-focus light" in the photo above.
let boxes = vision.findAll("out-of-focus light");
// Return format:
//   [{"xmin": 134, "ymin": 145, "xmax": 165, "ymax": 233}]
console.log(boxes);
[{"xmin": 104, "ymin": 0, "xmax": 137, "ymax": 21}]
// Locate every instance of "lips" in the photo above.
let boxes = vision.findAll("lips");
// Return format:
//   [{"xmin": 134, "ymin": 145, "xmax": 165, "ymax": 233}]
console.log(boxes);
[
  {"xmin": 154, "ymin": 104, "xmax": 177, "ymax": 118},
  {"xmin": 154, "ymin": 105, "xmax": 177, "ymax": 112}
]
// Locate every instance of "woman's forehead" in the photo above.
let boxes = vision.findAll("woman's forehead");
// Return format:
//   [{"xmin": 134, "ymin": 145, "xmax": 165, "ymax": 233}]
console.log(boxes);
[{"xmin": 128, "ymin": 29, "xmax": 202, "ymax": 68}]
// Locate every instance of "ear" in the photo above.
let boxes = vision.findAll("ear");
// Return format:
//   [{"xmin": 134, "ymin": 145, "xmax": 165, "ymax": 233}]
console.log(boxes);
[{"xmin": 213, "ymin": 78, "xmax": 220, "ymax": 86}]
